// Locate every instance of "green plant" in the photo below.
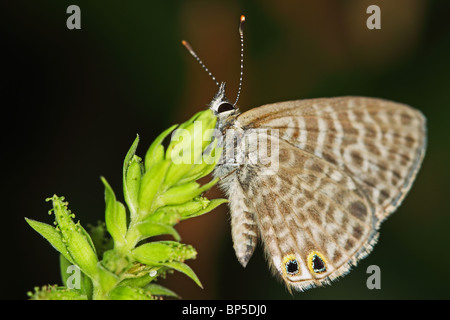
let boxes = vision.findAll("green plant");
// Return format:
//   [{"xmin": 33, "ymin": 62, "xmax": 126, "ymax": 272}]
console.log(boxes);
[{"xmin": 25, "ymin": 109, "xmax": 226, "ymax": 300}]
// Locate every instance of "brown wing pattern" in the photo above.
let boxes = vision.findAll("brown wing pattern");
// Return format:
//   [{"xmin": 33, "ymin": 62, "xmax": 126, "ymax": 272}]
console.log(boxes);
[
  {"xmin": 229, "ymin": 97, "xmax": 426, "ymax": 290},
  {"xmin": 237, "ymin": 97, "xmax": 427, "ymax": 224}
]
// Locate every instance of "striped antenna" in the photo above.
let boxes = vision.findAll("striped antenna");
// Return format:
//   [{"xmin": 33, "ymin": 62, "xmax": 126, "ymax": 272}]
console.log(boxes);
[
  {"xmin": 234, "ymin": 15, "xmax": 245, "ymax": 107},
  {"xmin": 181, "ymin": 40, "xmax": 220, "ymax": 87}
]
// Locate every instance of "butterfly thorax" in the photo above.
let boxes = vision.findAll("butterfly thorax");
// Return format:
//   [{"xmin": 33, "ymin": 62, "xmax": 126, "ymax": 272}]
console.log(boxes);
[
  {"xmin": 209, "ymin": 83, "xmax": 246, "ymax": 180},
  {"xmin": 208, "ymin": 85, "xmax": 263, "ymax": 269}
]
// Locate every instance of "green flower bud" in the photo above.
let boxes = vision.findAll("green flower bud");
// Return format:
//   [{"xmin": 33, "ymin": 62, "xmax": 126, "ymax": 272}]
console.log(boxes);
[
  {"xmin": 48, "ymin": 195, "xmax": 99, "ymax": 280},
  {"xmin": 27, "ymin": 285, "xmax": 88, "ymax": 300},
  {"xmin": 131, "ymin": 241, "xmax": 197, "ymax": 265},
  {"xmin": 164, "ymin": 109, "xmax": 218, "ymax": 187},
  {"xmin": 124, "ymin": 155, "xmax": 142, "ymax": 216},
  {"xmin": 102, "ymin": 177, "xmax": 127, "ymax": 249},
  {"xmin": 108, "ymin": 286, "xmax": 155, "ymax": 300}
]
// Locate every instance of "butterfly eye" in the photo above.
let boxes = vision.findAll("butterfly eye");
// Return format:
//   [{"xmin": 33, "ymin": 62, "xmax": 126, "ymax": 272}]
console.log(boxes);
[
  {"xmin": 282, "ymin": 254, "xmax": 300, "ymax": 276},
  {"xmin": 217, "ymin": 102, "xmax": 234, "ymax": 113},
  {"xmin": 307, "ymin": 251, "xmax": 327, "ymax": 274}
]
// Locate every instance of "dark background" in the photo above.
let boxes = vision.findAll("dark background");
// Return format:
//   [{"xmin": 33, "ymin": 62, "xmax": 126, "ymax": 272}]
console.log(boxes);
[{"xmin": 1, "ymin": 0, "xmax": 449, "ymax": 300}]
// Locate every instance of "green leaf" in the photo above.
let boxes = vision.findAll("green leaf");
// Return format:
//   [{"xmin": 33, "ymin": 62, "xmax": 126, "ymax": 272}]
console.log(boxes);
[
  {"xmin": 161, "ymin": 261, "xmax": 203, "ymax": 288},
  {"xmin": 138, "ymin": 159, "xmax": 171, "ymax": 216},
  {"xmin": 60, "ymin": 254, "xmax": 73, "ymax": 287},
  {"xmin": 165, "ymin": 110, "xmax": 216, "ymax": 167},
  {"xmin": 82, "ymin": 273, "xmax": 94, "ymax": 299},
  {"xmin": 145, "ymin": 283, "xmax": 179, "ymax": 298},
  {"xmin": 156, "ymin": 178, "xmax": 219, "ymax": 207},
  {"xmin": 143, "ymin": 196, "xmax": 225, "ymax": 226},
  {"xmin": 168, "ymin": 127, "xmax": 199, "ymax": 166},
  {"xmin": 176, "ymin": 161, "xmax": 211, "ymax": 186},
  {"xmin": 145, "ymin": 124, "xmax": 177, "ymax": 171},
  {"xmin": 101, "ymin": 177, "xmax": 127, "ymax": 249},
  {"xmin": 178, "ymin": 143, "xmax": 222, "ymax": 184},
  {"xmin": 163, "ymin": 163, "xmax": 194, "ymax": 188},
  {"xmin": 117, "ymin": 274, "xmax": 153, "ymax": 289},
  {"xmin": 136, "ymin": 221, "xmax": 181, "ymax": 241},
  {"xmin": 25, "ymin": 217, "xmax": 74, "ymax": 264},
  {"xmin": 97, "ymin": 263, "xmax": 119, "ymax": 294},
  {"xmin": 143, "ymin": 209, "xmax": 181, "ymax": 227},
  {"xmin": 181, "ymin": 198, "xmax": 228, "ymax": 220},
  {"xmin": 177, "ymin": 138, "xmax": 221, "ymax": 185},
  {"xmin": 145, "ymin": 197, "xmax": 207, "ymax": 225},
  {"xmin": 123, "ymin": 135, "xmax": 140, "ymax": 215},
  {"xmin": 156, "ymin": 181, "xmax": 200, "ymax": 206}
]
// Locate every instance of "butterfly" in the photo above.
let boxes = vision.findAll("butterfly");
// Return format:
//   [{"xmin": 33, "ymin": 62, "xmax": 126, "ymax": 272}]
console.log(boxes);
[{"xmin": 183, "ymin": 15, "xmax": 427, "ymax": 291}]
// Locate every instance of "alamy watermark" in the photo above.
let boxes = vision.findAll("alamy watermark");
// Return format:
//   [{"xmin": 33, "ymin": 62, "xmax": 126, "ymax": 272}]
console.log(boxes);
[
  {"xmin": 66, "ymin": 264, "xmax": 81, "ymax": 289},
  {"xmin": 66, "ymin": 5, "xmax": 81, "ymax": 30},
  {"xmin": 367, "ymin": 5, "xmax": 381, "ymax": 30},
  {"xmin": 366, "ymin": 265, "xmax": 381, "ymax": 289}
]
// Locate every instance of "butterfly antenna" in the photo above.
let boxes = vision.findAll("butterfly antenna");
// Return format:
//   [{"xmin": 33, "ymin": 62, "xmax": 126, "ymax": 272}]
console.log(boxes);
[
  {"xmin": 181, "ymin": 40, "xmax": 220, "ymax": 87},
  {"xmin": 234, "ymin": 15, "xmax": 245, "ymax": 107}
]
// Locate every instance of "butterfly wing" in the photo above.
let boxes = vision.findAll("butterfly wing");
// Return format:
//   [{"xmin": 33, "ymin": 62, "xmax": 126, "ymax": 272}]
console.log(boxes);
[
  {"xmin": 237, "ymin": 97, "xmax": 427, "ymax": 225},
  {"xmin": 227, "ymin": 96, "xmax": 426, "ymax": 290},
  {"xmin": 228, "ymin": 132, "xmax": 378, "ymax": 290}
]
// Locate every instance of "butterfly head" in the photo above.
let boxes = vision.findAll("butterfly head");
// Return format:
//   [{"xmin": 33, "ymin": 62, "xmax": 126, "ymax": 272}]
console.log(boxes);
[
  {"xmin": 182, "ymin": 15, "xmax": 245, "ymax": 121},
  {"xmin": 209, "ymin": 82, "xmax": 238, "ymax": 116}
]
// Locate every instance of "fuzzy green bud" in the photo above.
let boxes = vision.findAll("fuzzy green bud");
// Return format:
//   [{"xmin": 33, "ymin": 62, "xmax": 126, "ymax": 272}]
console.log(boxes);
[
  {"xmin": 49, "ymin": 195, "xmax": 99, "ymax": 280},
  {"xmin": 131, "ymin": 241, "xmax": 197, "ymax": 265}
]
